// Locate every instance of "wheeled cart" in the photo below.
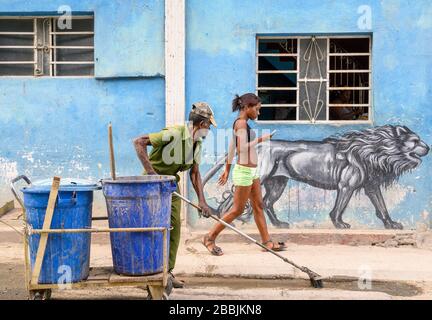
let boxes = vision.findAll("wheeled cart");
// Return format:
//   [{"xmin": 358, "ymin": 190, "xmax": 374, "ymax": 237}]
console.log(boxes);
[{"xmin": 11, "ymin": 175, "xmax": 170, "ymax": 300}]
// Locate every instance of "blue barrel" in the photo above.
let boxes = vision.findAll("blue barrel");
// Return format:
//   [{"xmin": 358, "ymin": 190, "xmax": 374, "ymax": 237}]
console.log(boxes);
[
  {"xmin": 102, "ymin": 176, "xmax": 177, "ymax": 276},
  {"xmin": 22, "ymin": 179, "xmax": 99, "ymax": 284}
]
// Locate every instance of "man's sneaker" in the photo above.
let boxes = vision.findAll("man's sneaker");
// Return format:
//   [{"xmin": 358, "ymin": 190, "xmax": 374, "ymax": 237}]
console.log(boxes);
[{"xmin": 169, "ymin": 272, "xmax": 185, "ymax": 289}]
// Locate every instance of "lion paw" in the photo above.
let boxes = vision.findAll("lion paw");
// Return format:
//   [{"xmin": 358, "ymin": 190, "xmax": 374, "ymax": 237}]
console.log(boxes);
[
  {"xmin": 384, "ymin": 220, "xmax": 403, "ymax": 230},
  {"xmin": 333, "ymin": 220, "xmax": 351, "ymax": 229}
]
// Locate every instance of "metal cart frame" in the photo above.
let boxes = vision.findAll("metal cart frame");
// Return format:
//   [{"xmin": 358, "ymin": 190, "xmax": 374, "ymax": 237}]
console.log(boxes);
[{"xmin": 11, "ymin": 175, "xmax": 170, "ymax": 300}]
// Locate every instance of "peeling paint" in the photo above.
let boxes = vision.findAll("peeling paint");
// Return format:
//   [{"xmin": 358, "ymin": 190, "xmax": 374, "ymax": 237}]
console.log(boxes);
[{"xmin": 0, "ymin": 157, "xmax": 18, "ymax": 183}]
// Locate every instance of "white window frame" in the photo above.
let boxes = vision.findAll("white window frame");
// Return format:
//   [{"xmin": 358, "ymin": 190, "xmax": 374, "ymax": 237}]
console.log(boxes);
[
  {"xmin": 0, "ymin": 15, "xmax": 94, "ymax": 78},
  {"xmin": 255, "ymin": 35, "xmax": 373, "ymax": 125}
]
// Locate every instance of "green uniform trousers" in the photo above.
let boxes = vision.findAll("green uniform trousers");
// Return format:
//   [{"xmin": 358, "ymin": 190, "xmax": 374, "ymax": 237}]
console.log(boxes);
[{"xmin": 169, "ymin": 186, "xmax": 182, "ymax": 271}]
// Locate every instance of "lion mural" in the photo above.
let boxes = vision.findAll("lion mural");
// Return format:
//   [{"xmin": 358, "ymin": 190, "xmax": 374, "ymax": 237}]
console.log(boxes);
[{"xmin": 203, "ymin": 125, "xmax": 430, "ymax": 229}]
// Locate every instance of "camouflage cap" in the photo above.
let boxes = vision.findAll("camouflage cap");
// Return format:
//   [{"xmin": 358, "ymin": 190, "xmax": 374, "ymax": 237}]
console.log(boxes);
[{"xmin": 191, "ymin": 102, "xmax": 217, "ymax": 127}]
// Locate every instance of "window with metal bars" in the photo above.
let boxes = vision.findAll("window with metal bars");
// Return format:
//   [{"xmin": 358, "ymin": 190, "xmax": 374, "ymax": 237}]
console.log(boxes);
[
  {"xmin": 256, "ymin": 36, "xmax": 371, "ymax": 123},
  {"xmin": 0, "ymin": 16, "xmax": 94, "ymax": 77}
]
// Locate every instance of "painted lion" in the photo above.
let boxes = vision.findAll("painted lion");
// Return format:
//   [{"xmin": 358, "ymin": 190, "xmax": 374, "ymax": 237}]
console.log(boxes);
[{"xmin": 204, "ymin": 125, "xmax": 429, "ymax": 229}]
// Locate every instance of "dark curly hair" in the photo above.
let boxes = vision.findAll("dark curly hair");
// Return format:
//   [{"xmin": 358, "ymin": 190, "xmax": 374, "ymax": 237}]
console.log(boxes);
[{"xmin": 232, "ymin": 93, "xmax": 261, "ymax": 112}]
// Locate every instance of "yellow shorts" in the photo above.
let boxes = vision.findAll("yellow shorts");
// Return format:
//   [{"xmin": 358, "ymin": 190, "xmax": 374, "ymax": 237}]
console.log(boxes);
[{"xmin": 232, "ymin": 164, "xmax": 260, "ymax": 187}]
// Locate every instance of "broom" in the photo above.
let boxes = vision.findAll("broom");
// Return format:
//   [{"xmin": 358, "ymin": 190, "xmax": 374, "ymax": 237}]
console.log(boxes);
[{"xmin": 173, "ymin": 191, "xmax": 324, "ymax": 288}]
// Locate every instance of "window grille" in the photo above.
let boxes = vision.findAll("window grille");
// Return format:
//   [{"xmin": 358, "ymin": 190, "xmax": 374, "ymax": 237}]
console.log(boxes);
[
  {"xmin": 256, "ymin": 36, "xmax": 371, "ymax": 123},
  {"xmin": 0, "ymin": 16, "xmax": 94, "ymax": 77}
]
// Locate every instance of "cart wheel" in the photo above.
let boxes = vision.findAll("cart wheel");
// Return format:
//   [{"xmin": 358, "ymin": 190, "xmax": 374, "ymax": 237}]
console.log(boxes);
[
  {"xmin": 146, "ymin": 290, "xmax": 169, "ymax": 300},
  {"xmin": 165, "ymin": 276, "xmax": 173, "ymax": 296},
  {"xmin": 29, "ymin": 289, "xmax": 52, "ymax": 300},
  {"xmin": 146, "ymin": 286, "xmax": 169, "ymax": 300}
]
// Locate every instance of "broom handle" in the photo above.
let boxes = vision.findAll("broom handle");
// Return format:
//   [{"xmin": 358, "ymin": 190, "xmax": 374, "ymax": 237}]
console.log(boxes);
[
  {"xmin": 108, "ymin": 123, "xmax": 116, "ymax": 180},
  {"xmin": 172, "ymin": 191, "xmax": 303, "ymax": 270}
]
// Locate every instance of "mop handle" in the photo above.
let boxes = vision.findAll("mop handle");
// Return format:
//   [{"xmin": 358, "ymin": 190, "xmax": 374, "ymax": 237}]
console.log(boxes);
[
  {"xmin": 173, "ymin": 191, "xmax": 303, "ymax": 269},
  {"xmin": 173, "ymin": 192, "xmax": 256, "ymax": 241}
]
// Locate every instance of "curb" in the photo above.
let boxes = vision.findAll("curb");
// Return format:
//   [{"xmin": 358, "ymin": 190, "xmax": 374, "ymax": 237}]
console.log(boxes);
[{"xmin": 185, "ymin": 229, "xmax": 415, "ymax": 246}]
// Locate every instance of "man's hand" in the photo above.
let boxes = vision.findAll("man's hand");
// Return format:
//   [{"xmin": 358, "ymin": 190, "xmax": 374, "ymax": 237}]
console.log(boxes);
[
  {"xmin": 198, "ymin": 202, "xmax": 212, "ymax": 218},
  {"xmin": 218, "ymin": 170, "xmax": 229, "ymax": 186}
]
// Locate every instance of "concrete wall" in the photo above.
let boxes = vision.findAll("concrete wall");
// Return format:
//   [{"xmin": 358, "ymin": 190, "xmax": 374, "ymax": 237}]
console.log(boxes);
[
  {"xmin": 0, "ymin": 0, "xmax": 430, "ymax": 231},
  {"xmin": 185, "ymin": 0, "xmax": 432, "ymax": 230},
  {"xmin": 0, "ymin": 0, "xmax": 166, "ymax": 210}
]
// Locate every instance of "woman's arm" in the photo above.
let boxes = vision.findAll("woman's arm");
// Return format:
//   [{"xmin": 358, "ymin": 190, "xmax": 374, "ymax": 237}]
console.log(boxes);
[
  {"xmin": 218, "ymin": 139, "xmax": 235, "ymax": 185},
  {"xmin": 225, "ymin": 138, "xmax": 236, "ymax": 168}
]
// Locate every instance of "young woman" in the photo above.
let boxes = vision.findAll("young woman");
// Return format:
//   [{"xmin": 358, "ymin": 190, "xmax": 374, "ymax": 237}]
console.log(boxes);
[{"xmin": 203, "ymin": 93, "xmax": 286, "ymax": 256}]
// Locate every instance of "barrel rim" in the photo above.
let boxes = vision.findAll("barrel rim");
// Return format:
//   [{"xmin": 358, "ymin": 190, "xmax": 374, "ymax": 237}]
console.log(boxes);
[
  {"xmin": 22, "ymin": 185, "xmax": 100, "ymax": 193},
  {"xmin": 101, "ymin": 175, "xmax": 176, "ymax": 184}
]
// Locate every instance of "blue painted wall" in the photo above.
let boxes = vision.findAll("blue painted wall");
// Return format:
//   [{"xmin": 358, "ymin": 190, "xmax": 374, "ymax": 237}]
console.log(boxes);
[
  {"xmin": 185, "ymin": 0, "xmax": 432, "ymax": 229},
  {"xmin": 0, "ymin": 0, "xmax": 166, "ymax": 211},
  {"xmin": 0, "ymin": 0, "xmax": 430, "ymax": 230}
]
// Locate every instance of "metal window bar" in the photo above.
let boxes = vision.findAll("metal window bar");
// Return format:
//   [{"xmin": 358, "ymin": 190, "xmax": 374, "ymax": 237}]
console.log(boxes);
[
  {"xmin": 257, "ymin": 53, "xmax": 298, "ymax": 57},
  {"xmin": 259, "ymin": 104, "xmax": 298, "ymax": 107},
  {"xmin": 0, "ymin": 18, "xmax": 36, "ymax": 76},
  {"xmin": 328, "ymin": 38, "xmax": 371, "ymax": 121},
  {"xmin": 329, "ymin": 87, "xmax": 370, "ymax": 90},
  {"xmin": 50, "ymin": 17, "xmax": 95, "ymax": 76},
  {"xmin": 326, "ymin": 38, "xmax": 329, "ymax": 121},
  {"xmin": 0, "ymin": 46, "xmax": 34, "ymax": 48},
  {"xmin": 328, "ymin": 52, "xmax": 370, "ymax": 56},
  {"xmin": 49, "ymin": 18, "xmax": 53, "ymax": 76},
  {"xmin": 50, "ymin": 61, "xmax": 94, "ymax": 64},
  {"xmin": 328, "ymin": 70, "xmax": 370, "ymax": 73},
  {"xmin": 296, "ymin": 38, "xmax": 300, "ymax": 120},
  {"xmin": 256, "ymin": 37, "xmax": 299, "ymax": 116},
  {"xmin": 257, "ymin": 87, "xmax": 298, "ymax": 90},
  {"xmin": 257, "ymin": 70, "xmax": 297, "ymax": 73},
  {"xmin": 50, "ymin": 31, "xmax": 94, "ymax": 35},
  {"xmin": 0, "ymin": 32, "xmax": 35, "ymax": 35},
  {"xmin": 329, "ymin": 104, "xmax": 369, "ymax": 107},
  {"xmin": 0, "ymin": 61, "xmax": 35, "ymax": 64},
  {"xmin": 33, "ymin": 18, "xmax": 37, "ymax": 76}
]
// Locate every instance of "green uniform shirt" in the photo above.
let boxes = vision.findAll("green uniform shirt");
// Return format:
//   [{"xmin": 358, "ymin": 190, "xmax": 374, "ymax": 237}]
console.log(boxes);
[{"xmin": 147, "ymin": 125, "xmax": 202, "ymax": 181}]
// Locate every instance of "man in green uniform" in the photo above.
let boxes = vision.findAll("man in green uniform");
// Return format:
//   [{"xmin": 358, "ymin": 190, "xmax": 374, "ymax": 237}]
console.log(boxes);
[{"xmin": 133, "ymin": 102, "xmax": 216, "ymax": 289}]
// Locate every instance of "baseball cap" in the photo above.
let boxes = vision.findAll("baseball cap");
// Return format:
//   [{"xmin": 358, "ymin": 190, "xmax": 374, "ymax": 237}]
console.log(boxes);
[{"xmin": 191, "ymin": 102, "xmax": 217, "ymax": 127}]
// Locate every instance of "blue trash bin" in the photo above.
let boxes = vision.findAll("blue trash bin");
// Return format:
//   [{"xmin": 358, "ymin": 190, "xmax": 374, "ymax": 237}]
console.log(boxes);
[
  {"xmin": 21, "ymin": 178, "xmax": 100, "ymax": 284},
  {"xmin": 101, "ymin": 176, "xmax": 177, "ymax": 276}
]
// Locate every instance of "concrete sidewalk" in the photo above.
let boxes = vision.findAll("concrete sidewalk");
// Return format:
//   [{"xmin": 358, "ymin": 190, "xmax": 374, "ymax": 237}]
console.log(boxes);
[
  {"xmin": 175, "ymin": 239, "xmax": 432, "ymax": 283},
  {"xmin": 1, "ymin": 209, "xmax": 432, "ymax": 299}
]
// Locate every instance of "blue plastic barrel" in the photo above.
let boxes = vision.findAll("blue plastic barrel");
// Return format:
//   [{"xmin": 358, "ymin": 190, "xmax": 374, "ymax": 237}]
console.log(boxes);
[
  {"xmin": 22, "ymin": 179, "xmax": 99, "ymax": 284},
  {"xmin": 102, "ymin": 176, "xmax": 177, "ymax": 276}
]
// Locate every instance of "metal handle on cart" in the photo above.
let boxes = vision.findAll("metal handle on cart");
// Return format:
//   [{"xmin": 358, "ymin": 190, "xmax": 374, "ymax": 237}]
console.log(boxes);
[
  {"xmin": 161, "ymin": 180, "xmax": 177, "ymax": 193},
  {"xmin": 57, "ymin": 192, "xmax": 77, "ymax": 206},
  {"xmin": 10, "ymin": 175, "xmax": 32, "ymax": 210}
]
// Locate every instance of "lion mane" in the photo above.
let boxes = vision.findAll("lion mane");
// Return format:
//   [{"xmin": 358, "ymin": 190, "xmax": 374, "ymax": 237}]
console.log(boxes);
[{"xmin": 324, "ymin": 125, "xmax": 420, "ymax": 188}]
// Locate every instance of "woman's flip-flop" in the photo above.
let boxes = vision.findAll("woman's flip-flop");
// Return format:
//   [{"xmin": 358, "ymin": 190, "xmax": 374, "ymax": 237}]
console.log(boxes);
[
  {"xmin": 261, "ymin": 240, "xmax": 287, "ymax": 252},
  {"xmin": 203, "ymin": 234, "xmax": 224, "ymax": 256}
]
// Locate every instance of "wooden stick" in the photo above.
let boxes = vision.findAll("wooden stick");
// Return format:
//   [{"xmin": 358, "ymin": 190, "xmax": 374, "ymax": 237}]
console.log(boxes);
[
  {"xmin": 31, "ymin": 176, "xmax": 60, "ymax": 285},
  {"xmin": 162, "ymin": 228, "xmax": 168, "ymax": 287},
  {"xmin": 0, "ymin": 200, "xmax": 14, "ymax": 218},
  {"xmin": 108, "ymin": 122, "xmax": 116, "ymax": 180},
  {"xmin": 31, "ymin": 227, "xmax": 167, "ymax": 234}
]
